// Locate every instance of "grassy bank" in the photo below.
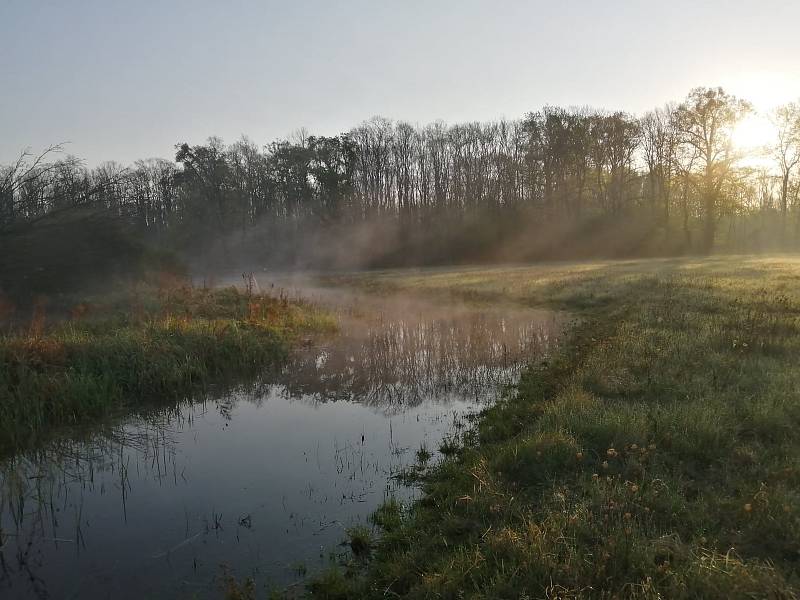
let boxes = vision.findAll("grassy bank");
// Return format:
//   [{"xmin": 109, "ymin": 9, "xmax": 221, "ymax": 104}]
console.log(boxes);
[
  {"xmin": 312, "ymin": 257, "xmax": 800, "ymax": 598},
  {"xmin": 0, "ymin": 282, "xmax": 335, "ymax": 456}
]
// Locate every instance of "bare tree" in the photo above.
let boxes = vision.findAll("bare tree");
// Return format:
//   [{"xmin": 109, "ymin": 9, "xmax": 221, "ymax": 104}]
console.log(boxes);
[
  {"xmin": 675, "ymin": 87, "xmax": 751, "ymax": 252},
  {"xmin": 0, "ymin": 145, "xmax": 67, "ymax": 227},
  {"xmin": 772, "ymin": 102, "xmax": 800, "ymax": 235},
  {"xmin": 641, "ymin": 105, "xmax": 679, "ymax": 225}
]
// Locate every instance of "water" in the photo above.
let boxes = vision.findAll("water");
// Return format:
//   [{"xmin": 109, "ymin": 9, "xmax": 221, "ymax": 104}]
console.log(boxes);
[{"xmin": 0, "ymin": 281, "xmax": 564, "ymax": 599}]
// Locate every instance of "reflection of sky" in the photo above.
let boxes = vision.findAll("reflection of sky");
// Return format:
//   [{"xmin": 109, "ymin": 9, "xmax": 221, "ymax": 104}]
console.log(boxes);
[
  {"xmin": 0, "ymin": 292, "xmax": 562, "ymax": 599},
  {"xmin": 2, "ymin": 394, "xmax": 479, "ymax": 599}
]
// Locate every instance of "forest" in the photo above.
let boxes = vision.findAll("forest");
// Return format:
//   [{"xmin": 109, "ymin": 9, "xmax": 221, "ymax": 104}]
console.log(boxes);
[{"xmin": 2, "ymin": 86, "xmax": 800, "ymax": 296}]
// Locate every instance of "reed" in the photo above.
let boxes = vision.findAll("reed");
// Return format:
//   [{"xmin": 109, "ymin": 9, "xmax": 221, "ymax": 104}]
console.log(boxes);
[{"xmin": 0, "ymin": 282, "xmax": 335, "ymax": 456}]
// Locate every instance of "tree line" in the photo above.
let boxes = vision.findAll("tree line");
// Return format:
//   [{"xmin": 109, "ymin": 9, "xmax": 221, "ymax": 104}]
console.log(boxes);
[{"xmin": 2, "ymin": 87, "xmax": 800, "ymax": 292}]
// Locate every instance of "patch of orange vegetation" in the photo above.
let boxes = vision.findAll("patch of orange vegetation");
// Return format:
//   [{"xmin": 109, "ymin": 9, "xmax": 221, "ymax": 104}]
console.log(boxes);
[
  {"xmin": 29, "ymin": 298, "xmax": 48, "ymax": 338},
  {"xmin": 6, "ymin": 336, "xmax": 67, "ymax": 369},
  {"xmin": 70, "ymin": 303, "xmax": 91, "ymax": 320}
]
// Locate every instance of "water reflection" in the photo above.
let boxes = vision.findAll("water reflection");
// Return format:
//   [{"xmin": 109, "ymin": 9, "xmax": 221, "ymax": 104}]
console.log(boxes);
[
  {"xmin": 0, "ymin": 286, "xmax": 563, "ymax": 599},
  {"xmin": 281, "ymin": 301, "xmax": 556, "ymax": 409}
]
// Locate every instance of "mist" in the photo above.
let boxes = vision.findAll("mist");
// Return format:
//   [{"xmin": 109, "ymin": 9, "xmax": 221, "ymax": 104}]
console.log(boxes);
[
  {"xmin": 3, "ymin": 4, "xmax": 800, "ymax": 598},
  {"xmin": 5, "ymin": 92, "xmax": 799, "ymax": 299}
]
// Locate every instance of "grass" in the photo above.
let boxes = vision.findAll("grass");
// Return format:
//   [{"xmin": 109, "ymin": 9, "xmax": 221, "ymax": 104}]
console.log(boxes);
[
  {"xmin": 346, "ymin": 525, "xmax": 374, "ymax": 558},
  {"xmin": 0, "ymin": 280, "xmax": 335, "ymax": 456},
  {"xmin": 309, "ymin": 256, "xmax": 800, "ymax": 599}
]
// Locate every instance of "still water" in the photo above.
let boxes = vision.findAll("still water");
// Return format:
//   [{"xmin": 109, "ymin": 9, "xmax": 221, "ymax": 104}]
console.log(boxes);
[{"xmin": 0, "ymin": 280, "xmax": 563, "ymax": 599}]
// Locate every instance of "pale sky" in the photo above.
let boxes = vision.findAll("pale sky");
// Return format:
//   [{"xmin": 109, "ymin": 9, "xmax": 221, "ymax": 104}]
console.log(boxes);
[{"xmin": 2, "ymin": 0, "xmax": 800, "ymax": 165}]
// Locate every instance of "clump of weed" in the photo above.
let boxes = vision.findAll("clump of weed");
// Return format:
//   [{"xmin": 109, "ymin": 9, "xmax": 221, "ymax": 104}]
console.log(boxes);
[
  {"xmin": 306, "ymin": 567, "xmax": 354, "ymax": 600},
  {"xmin": 438, "ymin": 436, "xmax": 460, "ymax": 455},
  {"xmin": 346, "ymin": 525, "xmax": 373, "ymax": 558},
  {"xmin": 415, "ymin": 443, "xmax": 432, "ymax": 464},
  {"xmin": 371, "ymin": 497, "xmax": 403, "ymax": 532},
  {"xmin": 220, "ymin": 565, "xmax": 256, "ymax": 600}
]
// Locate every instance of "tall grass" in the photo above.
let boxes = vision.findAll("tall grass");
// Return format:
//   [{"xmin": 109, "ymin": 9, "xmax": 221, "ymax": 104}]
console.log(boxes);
[
  {"xmin": 0, "ymin": 283, "xmax": 335, "ymax": 456},
  {"xmin": 312, "ymin": 257, "xmax": 800, "ymax": 599}
]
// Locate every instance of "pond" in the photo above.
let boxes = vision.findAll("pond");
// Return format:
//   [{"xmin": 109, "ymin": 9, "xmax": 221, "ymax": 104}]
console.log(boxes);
[{"xmin": 0, "ymin": 278, "xmax": 564, "ymax": 599}]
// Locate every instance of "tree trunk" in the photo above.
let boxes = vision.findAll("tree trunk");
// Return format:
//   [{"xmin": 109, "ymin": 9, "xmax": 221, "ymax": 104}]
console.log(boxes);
[
  {"xmin": 780, "ymin": 172, "xmax": 790, "ymax": 246},
  {"xmin": 702, "ymin": 165, "xmax": 716, "ymax": 253}
]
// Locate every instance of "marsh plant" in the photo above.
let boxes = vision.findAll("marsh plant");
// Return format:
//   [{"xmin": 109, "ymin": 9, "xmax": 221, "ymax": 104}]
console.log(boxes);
[{"xmin": 0, "ymin": 281, "xmax": 334, "ymax": 455}]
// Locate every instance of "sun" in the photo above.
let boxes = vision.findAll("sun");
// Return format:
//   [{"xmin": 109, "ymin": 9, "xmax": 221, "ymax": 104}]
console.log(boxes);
[
  {"xmin": 722, "ymin": 70, "xmax": 800, "ymax": 161},
  {"xmin": 730, "ymin": 112, "xmax": 776, "ymax": 152}
]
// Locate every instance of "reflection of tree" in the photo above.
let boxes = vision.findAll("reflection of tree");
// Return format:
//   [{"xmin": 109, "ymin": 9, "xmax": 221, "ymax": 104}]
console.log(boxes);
[
  {"xmin": 0, "ymin": 419, "xmax": 181, "ymax": 596},
  {"xmin": 277, "ymin": 311, "xmax": 559, "ymax": 410}
]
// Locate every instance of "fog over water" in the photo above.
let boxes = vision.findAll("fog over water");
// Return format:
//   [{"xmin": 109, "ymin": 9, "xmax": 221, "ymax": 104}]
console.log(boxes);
[{"xmin": 0, "ymin": 278, "xmax": 564, "ymax": 599}]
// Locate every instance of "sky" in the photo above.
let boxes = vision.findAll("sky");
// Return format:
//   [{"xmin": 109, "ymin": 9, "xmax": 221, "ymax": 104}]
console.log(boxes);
[{"xmin": 2, "ymin": 0, "xmax": 800, "ymax": 166}]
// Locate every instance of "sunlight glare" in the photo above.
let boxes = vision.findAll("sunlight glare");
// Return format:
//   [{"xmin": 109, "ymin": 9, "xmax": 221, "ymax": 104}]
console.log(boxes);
[
  {"xmin": 724, "ymin": 71, "xmax": 800, "ymax": 112},
  {"xmin": 731, "ymin": 112, "xmax": 776, "ymax": 152}
]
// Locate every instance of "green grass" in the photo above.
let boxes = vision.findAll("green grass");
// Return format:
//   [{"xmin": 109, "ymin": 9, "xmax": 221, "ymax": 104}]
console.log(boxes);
[
  {"xmin": 310, "ymin": 256, "xmax": 800, "ymax": 599},
  {"xmin": 346, "ymin": 525, "xmax": 374, "ymax": 558},
  {"xmin": 0, "ymin": 282, "xmax": 335, "ymax": 456}
]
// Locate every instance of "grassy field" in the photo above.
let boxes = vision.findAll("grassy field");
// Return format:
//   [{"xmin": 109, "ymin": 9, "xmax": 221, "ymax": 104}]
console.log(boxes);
[
  {"xmin": 309, "ymin": 256, "xmax": 800, "ymax": 599},
  {"xmin": 0, "ymin": 282, "xmax": 335, "ymax": 456}
]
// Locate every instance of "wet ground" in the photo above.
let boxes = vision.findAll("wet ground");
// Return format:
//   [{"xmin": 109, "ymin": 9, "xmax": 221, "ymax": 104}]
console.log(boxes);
[{"xmin": 0, "ymin": 277, "xmax": 564, "ymax": 599}]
